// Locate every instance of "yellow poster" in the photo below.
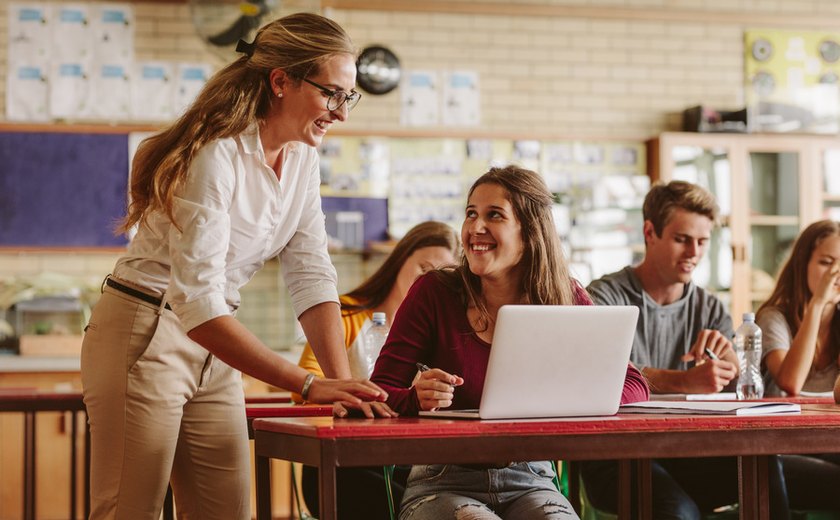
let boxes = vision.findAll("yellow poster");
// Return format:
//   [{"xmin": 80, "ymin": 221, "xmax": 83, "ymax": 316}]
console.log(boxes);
[{"xmin": 745, "ymin": 29, "xmax": 840, "ymax": 133}]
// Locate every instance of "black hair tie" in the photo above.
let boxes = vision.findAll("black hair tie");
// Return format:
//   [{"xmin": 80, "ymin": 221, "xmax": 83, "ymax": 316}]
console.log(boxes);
[{"xmin": 236, "ymin": 39, "xmax": 255, "ymax": 57}]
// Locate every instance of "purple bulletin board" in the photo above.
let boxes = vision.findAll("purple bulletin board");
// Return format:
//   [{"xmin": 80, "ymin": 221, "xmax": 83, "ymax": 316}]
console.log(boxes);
[{"xmin": 0, "ymin": 132, "xmax": 130, "ymax": 247}]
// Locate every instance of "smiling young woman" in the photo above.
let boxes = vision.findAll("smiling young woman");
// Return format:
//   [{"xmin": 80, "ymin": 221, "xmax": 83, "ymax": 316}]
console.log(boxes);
[{"xmin": 80, "ymin": 13, "xmax": 388, "ymax": 520}]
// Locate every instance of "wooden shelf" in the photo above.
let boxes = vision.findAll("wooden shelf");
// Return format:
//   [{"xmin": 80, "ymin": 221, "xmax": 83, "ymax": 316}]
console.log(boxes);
[{"xmin": 749, "ymin": 215, "xmax": 800, "ymax": 227}]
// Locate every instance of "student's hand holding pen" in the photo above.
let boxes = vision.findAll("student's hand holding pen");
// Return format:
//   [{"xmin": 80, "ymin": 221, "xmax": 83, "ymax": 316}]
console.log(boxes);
[
  {"xmin": 682, "ymin": 329, "xmax": 738, "ymax": 369},
  {"xmin": 679, "ymin": 329, "xmax": 738, "ymax": 392},
  {"xmin": 414, "ymin": 363, "xmax": 464, "ymax": 411}
]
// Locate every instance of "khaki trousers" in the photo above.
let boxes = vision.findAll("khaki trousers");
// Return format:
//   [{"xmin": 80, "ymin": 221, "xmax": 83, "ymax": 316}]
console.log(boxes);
[{"xmin": 81, "ymin": 284, "xmax": 250, "ymax": 520}]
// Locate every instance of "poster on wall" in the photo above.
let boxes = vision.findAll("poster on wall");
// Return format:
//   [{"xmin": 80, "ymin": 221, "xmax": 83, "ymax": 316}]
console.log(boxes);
[
  {"xmin": 442, "ymin": 70, "xmax": 480, "ymax": 126},
  {"xmin": 401, "ymin": 70, "xmax": 440, "ymax": 126},
  {"xmin": 745, "ymin": 29, "xmax": 840, "ymax": 134},
  {"xmin": 6, "ymin": 3, "xmax": 51, "ymax": 121}
]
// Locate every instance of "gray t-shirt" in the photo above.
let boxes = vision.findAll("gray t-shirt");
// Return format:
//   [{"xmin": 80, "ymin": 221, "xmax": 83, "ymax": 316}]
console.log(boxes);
[
  {"xmin": 587, "ymin": 266, "xmax": 734, "ymax": 371},
  {"xmin": 756, "ymin": 306, "xmax": 840, "ymax": 396}
]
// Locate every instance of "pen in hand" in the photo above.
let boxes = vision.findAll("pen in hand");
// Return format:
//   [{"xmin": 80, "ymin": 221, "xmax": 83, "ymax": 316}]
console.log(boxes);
[
  {"xmin": 416, "ymin": 362, "xmax": 431, "ymax": 372},
  {"xmin": 704, "ymin": 347, "xmax": 719, "ymax": 361}
]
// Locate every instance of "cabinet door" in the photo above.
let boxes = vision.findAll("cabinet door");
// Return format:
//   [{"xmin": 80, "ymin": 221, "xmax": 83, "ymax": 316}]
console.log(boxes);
[
  {"xmin": 743, "ymin": 150, "xmax": 802, "ymax": 312},
  {"xmin": 821, "ymin": 147, "xmax": 840, "ymax": 219}
]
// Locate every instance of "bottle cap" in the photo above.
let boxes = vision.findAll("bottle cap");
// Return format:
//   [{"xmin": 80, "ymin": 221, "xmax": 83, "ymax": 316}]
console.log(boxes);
[
  {"xmin": 742, "ymin": 312, "xmax": 755, "ymax": 322},
  {"xmin": 372, "ymin": 312, "xmax": 387, "ymax": 325}
]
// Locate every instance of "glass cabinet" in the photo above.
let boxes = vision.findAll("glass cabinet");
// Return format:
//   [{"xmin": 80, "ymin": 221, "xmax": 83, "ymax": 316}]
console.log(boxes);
[{"xmin": 648, "ymin": 133, "xmax": 828, "ymax": 320}]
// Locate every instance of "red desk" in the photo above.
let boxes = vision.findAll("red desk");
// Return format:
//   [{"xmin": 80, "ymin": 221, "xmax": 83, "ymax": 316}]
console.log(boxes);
[{"xmin": 253, "ymin": 404, "xmax": 840, "ymax": 520}]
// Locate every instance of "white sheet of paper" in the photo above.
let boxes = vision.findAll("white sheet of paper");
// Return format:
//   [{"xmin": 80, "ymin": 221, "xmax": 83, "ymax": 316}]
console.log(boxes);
[
  {"xmin": 92, "ymin": 3, "xmax": 134, "ymax": 62},
  {"xmin": 401, "ymin": 70, "xmax": 439, "ymax": 126},
  {"xmin": 8, "ymin": 3, "xmax": 51, "ymax": 63},
  {"xmin": 50, "ymin": 61, "xmax": 91, "ymax": 118},
  {"xmin": 173, "ymin": 63, "xmax": 211, "ymax": 117},
  {"xmin": 442, "ymin": 70, "xmax": 480, "ymax": 126},
  {"xmin": 6, "ymin": 62, "xmax": 49, "ymax": 121},
  {"xmin": 89, "ymin": 62, "xmax": 130, "ymax": 120},
  {"xmin": 51, "ymin": 4, "xmax": 93, "ymax": 62},
  {"xmin": 131, "ymin": 61, "xmax": 174, "ymax": 121}
]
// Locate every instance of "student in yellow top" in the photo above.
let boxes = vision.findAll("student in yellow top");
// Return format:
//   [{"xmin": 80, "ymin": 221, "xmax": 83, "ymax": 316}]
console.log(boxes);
[{"xmin": 296, "ymin": 220, "xmax": 459, "ymax": 520}]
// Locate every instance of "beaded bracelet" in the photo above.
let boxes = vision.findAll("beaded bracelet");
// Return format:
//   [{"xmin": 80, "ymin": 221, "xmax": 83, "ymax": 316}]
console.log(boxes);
[{"xmin": 301, "ymin": 373, "xmax": 316, "ymax": 401}]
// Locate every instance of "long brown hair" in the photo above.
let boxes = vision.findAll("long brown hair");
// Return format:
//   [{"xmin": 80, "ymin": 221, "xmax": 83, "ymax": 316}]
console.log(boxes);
[
  {"xmin": 437, "ymin": 165, "xmax": 575, "ymax": 328},
  {"xmin": 342, "ymin": 221, "xmax": 459, "ymax": 314},
  {"xmin": 758, "ymin": 219, "xmax": 840, "ymax": 359},
  {"xmin": 120, "ymin": 13, "xmax": 355, "ymax": 233}
]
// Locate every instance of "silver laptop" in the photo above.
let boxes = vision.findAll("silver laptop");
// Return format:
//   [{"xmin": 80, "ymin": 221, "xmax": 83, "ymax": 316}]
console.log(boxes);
[{"xmin": 419, "ymin": 305, "xmax": 639, "ymax": 420}]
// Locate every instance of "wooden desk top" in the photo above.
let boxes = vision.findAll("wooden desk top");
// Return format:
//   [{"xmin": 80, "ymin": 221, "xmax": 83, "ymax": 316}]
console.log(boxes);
[
  {"xmin": 245, "ymin": 403, "xmax": 332, "ymax": 419},
  {"xmin": 253, "ymin": 403, "xmax": 840, "ymax": 439}
]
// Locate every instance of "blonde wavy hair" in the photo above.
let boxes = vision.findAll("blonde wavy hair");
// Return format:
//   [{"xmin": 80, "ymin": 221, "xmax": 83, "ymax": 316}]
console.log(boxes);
[{"xmin": 120, "ymin": 13, "xmax": 355, "ymax": 233}]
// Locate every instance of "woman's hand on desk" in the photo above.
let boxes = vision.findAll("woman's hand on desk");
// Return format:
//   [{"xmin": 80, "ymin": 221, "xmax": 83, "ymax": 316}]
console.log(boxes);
[
  {"xmin": 333, "ymin": 400, "xmax": 399, "ymax": 418},
  {"xmin": 307, "ymin": 377, "xmax": 387, "ymax": 406},
  {"xmin": 413, "ymin": 368, "xmax": 464, "ymax": 411}
]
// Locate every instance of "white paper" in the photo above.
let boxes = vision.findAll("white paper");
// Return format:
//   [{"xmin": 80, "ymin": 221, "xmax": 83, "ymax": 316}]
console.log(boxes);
[
  {"xmin": 620, "ymin": 400, "xmax": 801, "ymax": 415},
  {"xmin": 6, "ymin": 62, "xmax": 49, "ymax": 121},
  {"xmin": 400, "ymin": 70, "xmax": 439, "ymax": 126},
  {"xmin": 173, "ymin": 63, "xmax": 211, "ymax": 117},
  {"xmin": 89, "ymin": 62, "xmax": 131, "ymax": 120},
  {"xmin": 442, "ymin": 70, "xmax": 480, "ymax": 126},
  {"xmin": 92, "ymin": 3, "xmax": 134, "ymax": 62},
  {"xmin": 51, "ymin": 4, "xmax": 93, "ymax": 62},
  {"xmin": 131, "ymin": 61, "xmax": 174, "ymax": 121},
  {"xmin": 8, "ymin": 3, "xmax": 51, "ymax": 63},
  {"xmin": 50, "ymin": 61, "xmax": 91, "ymax": 118}
]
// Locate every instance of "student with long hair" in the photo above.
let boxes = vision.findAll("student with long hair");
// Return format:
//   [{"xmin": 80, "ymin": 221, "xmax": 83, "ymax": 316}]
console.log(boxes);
[
  {"xmin": 356, "ymin": 166, "xmax": 649, "ymax": 520},
  {"xmin": 81, "ymin": 13, "xmax": 387, "ymax": 520},
  {"xmin": 297, "ymin": 220, "xmax": 460, "ymax": 519},
  {"xmin": 758, "ymin": 219, "xmax": 840, "ymax": 511}
]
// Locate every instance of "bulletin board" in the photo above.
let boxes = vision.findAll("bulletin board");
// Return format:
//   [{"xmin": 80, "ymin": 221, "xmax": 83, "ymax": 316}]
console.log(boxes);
[
  {"xmin": 0, "ymin": 131, "xmax": 130, "ymax": 247},
  {"xmin": 744, "ymin": 29, "xmax": 840, "ymax": 133}
]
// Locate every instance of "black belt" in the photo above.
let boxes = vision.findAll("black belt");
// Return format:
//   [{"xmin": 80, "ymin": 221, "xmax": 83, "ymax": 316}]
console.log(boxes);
[{"xmin": 105, "ymin": 277, "xmax": 171, "ymax": 310}]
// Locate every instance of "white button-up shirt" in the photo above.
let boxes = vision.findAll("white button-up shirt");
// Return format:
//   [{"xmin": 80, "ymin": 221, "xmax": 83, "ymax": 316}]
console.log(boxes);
[{"xmin": 114, "ymin": 125, "xmax": 338, "ymax": 332}]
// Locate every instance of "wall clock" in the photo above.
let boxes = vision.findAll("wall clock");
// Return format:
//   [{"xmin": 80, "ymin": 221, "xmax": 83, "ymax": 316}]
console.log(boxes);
[{"xmin": 356, "ymin": 46, "xmax": 401, "ymax": 95}]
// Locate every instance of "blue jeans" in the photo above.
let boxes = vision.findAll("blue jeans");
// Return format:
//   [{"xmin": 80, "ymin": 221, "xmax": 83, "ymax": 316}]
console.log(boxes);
[{"xmin": 399, "ymin": 462, "xmax": 578, "ymax": 520}]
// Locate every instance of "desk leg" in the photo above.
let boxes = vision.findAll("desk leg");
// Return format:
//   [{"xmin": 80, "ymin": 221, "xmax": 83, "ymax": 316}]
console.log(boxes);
[
  {"xmin": 567, "ymin": 461, "xmax": 581, "ymax": 514},
  {"xmin": 635, "ymin": 459, "xmax": 651, "ymax": 520},
  {"xmin": 318, "ymin": 463, "xmax": 338, "ymax": 520},
  {"xmin": 618, "ymin": 460, "xmax": 631, "ymax": 519},
  {"xmin": 739, "ymin": 455, "xmax": 770, "ymax": 520},
  {"xmin": 255, "ymin": 455, "xmax": 272, "ymax": 520},
  {"xmin": 23, "ymin": 411, "xmax": 36, "ymax": 520},
  {"xmin": 84, "ymin": 412, "xmax": 91, "ymax": 519},
  {"xmin": 70, "ymin": 411, "xmax": 78, "ymax": 520}
]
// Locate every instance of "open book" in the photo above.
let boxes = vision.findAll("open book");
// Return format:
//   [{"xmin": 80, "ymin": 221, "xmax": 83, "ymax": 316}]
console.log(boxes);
[{"xmin": 619, "ymin": 400, "xmax": 801, "ymax": 416}]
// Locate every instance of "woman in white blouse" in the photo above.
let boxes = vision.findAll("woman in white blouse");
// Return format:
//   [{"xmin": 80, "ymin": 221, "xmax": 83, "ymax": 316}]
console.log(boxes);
[
  {"xmin": 81, "ymin": 13, "xmax": 390, "ymax": 520},
  {"xmin": 757, "ymin": 219, "xmax": 840, "ymax": 512}
]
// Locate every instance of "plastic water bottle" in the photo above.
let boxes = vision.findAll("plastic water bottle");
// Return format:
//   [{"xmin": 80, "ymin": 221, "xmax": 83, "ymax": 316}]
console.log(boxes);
[
  {"xmin": 735, "ymin": 312, "xmax": 764, "ymax": 400},
  {"xmin": 360, "ymin": 312, "xmax": 389, "ymax": 378}
]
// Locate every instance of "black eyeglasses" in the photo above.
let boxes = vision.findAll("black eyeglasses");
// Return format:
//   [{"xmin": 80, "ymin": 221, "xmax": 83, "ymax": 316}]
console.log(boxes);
[{"xmin": 302, "ymin": 78, "xmax": 362, "ymax": 112}]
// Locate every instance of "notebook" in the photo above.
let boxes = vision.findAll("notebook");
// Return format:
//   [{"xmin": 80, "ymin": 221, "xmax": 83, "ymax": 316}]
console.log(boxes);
[
  {"xmin": 619, "ymin": 400, "xmax": 801, "ymax": 416},
  {"xmin": 419, "ymin": 305, "xmax": 639, "ymax": 420}
]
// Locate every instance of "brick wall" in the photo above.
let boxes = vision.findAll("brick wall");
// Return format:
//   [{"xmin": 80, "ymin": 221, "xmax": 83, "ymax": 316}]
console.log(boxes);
[
  {"xmin": 3, "ymin": 0, "xmax": 840, "ymax": 349},
  {"xmin": 3, "ymin": 0, "xmax": 840, "ymax": 136}
]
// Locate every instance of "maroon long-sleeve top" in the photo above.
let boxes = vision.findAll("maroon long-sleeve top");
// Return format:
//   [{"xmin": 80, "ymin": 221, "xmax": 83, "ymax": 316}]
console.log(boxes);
[{"xmin": 371, "ymin": 273, "xmax": 650, "ymax": 416}]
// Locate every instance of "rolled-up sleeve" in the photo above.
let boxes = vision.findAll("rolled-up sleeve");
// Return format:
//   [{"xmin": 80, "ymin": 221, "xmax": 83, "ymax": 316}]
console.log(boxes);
[
  {"xmin": 279, "ymin": 157, "xmax": 339, "ymax": 317},
  {"xmin": 167, "ymin": 145, "xmax": 237, "ymax": 331}
]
